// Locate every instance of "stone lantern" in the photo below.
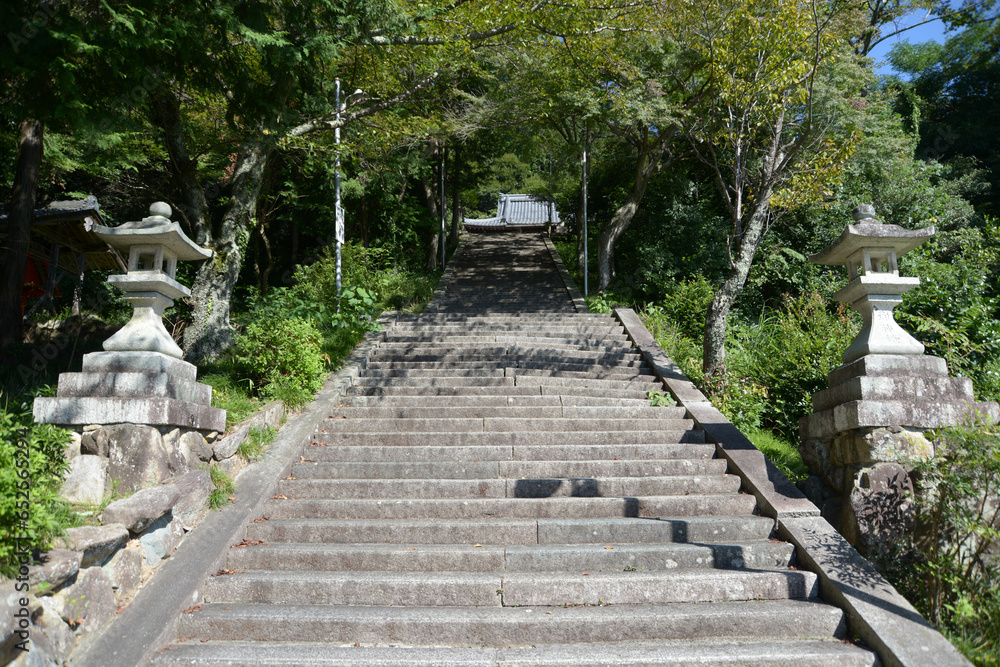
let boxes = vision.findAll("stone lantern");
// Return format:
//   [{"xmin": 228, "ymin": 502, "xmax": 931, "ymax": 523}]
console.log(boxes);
[
  {"xmin": 34, "ymin": 203, "xmax": 225, "ymax": 434},
  {"xmin": 799, "ymin": 204, "xmax": 998, "ymax": 551},
  {"xmin": 811, "ymin": 204, "xmax": 931, "ymax": 363}
]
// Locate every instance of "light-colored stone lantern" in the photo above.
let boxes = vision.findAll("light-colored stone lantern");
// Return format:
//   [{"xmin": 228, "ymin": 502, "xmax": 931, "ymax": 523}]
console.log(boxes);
[
  {"xmin": 799, "ymin": 204, "xmax": 998, "ymax": 551},
  {"xmin": 810, "ymin": 204, "xmax": 931, "ymax": 363},
  {"xmin": 95, "ymin": 201, "xmax": 210, "ymax": 358},
  {"xmin": 35, "ymin": 203, "xmax": 225, "ymax": 434}
]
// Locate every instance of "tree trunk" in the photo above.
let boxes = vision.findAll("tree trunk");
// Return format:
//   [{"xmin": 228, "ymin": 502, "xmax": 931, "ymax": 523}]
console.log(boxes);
[
  {"xmin": 183, "ymin": 136, "xmax": 273, "ymax": 362},
  {"xmin": 419, "ymin": 153, "xmax": 441, "ymax": 270},
  {"xmin": 449, "ymin": 144, "xmax": 461, "ymax": 246},
  {"xmin": 596, "ymin": 146, "xmax": 664, "ymax": 291},
  {"xmin": 702, "ymin": 201, "xmax": 771, "ymax": 390},
  {"xmin": 0, "ymin": 119, "xmax": 44, "ymax": 356},
  {"xmin": 153, "ymin": 91, "xmax": 208, "ymax": 242}
]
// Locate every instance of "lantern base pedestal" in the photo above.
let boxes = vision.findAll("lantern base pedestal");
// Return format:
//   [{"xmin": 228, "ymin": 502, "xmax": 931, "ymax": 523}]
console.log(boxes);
[
  {"xmin": 34, "ymin": 351, "xmax": 224, "ymax": 433},
  {"xmin": 798, "ymin": 353, "xmax": 998, "ymax": 552}
]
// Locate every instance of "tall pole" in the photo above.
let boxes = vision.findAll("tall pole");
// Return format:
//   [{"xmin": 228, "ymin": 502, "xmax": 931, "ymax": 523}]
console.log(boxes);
[
  {"xmin": 440, "ymin": 144, "xmax": 446, "ymax": 270},
  {"xmin": 334, "ymin": 78, "xmax": 343, "ymax": 299},
  {"xmin": 582, "ymin": 145, "xmax": 588, "ymax": 298}
]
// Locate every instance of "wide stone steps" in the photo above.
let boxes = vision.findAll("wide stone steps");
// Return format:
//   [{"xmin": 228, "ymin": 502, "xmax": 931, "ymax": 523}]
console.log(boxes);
[
  {"xmin": 312, "ymin": 430, "xmax": 707, "ymax": 446},
  {"xmin": 289, "ymin": 459, "xmax": 729, "ymax": 479},
  {"xmin": 224, "ymin": 541, "xmax": 797, "ymax": 572},
  {"xmin": 303, "ymin": 442, "xmax": 718, "ymax": 462},
  {"xmin": 169, "ymin": 600, "xmax": 849, "ymax": 646},
  {"xmin": 152, "ymin": 638, "xmax": 876, "ymax": 667},
  {"xmin": 246, "ymin": 516, "xmax": 776, "ymax": 544},
  {"xmin": 327, "ymin": 405, "xmax": 682, "ymax": 419},
  {"xmin": 203, "ymin": 568, "xmax": 819, "ymax": 606},
  {"xmin": 155, "ymin": 237, "xmax": 877, "ymax": 666},
  {"xmin": 261, "ymin": 494, "xmax": 757, "ymax": 520}
]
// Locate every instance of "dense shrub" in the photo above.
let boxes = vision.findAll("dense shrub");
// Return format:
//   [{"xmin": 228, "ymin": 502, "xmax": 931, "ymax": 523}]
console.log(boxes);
[
  {"xmin": 0, "ymin": 398, "xmax": 75, "ymax": 578},
  {"xmin": 875, "ymin": 418, "xmax": 1000, "ymax": 664},
  {"xmin": 231, "ymin": 317, "xmax": 327, "ymax": 409}
]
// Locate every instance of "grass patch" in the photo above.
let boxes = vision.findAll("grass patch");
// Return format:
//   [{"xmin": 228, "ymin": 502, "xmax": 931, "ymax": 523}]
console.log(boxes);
[
  {"xmin": 208, "ymin": 467, "xmax": 236, "ymax": 509},
  {"xmin": 237, "ymin": 425, "xmax": 278, "ymax": 462},
  {"xmin": 201, "ymin": 372, "xmax": 262, "ymax": 429},
  {"xmin": 744, "ymin": 427, "xmax": 809, "ymax": 483}
]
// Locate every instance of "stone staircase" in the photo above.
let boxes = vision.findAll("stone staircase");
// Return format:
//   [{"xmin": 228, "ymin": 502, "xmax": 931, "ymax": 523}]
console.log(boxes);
[{"xmin": 150, "ymin": 236, "xmax": 877, "ymax": 665}]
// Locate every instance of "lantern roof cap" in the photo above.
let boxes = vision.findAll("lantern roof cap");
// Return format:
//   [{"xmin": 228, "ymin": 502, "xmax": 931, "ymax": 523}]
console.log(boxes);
[
  {"xmin": 809, "ymin": 205, "xmax": 933, "ymax": 266},
  {"xmin": 90, "ymin": 202, "xmax": 211, "ymax": 261}
]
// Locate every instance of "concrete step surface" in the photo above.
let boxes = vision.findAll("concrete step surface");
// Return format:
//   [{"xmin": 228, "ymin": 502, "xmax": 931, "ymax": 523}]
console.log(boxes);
[
  {"xmin": 152, "ymin": 236, "xmax": 878, "ymax": 665},
  {"xmin": 151, "ymin": 638, "xmax": 877, "ymax": 666},
  {"xmin": 261, "ymin": 493, "xmax": 757, "ymax": 520},
  {"xmin": 171, "ymin": 600, "xmax": 849, "ymax": 645},
  {"xmin": 246, "ymin": 516, "xmax": 772, "ymax": 545}
]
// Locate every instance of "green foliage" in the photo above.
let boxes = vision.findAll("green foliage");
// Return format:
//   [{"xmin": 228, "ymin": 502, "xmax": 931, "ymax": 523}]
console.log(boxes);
[
  {"xmin": 237, "ymin": 425, "xmax": 278, "ymax": 463},
  {"xmin": 647, "ymin": 390, "xmax": 675, "ymax": 407},
  {"xmin": 0, "ymin": 398, "xmax": 75, "ymax": 578},
  {"xmin": 200, "ymin": 372, "xmax": 263, "ymax": 429},
  {"xmin": 331, "ymin": 285, "xmax": 380, "ymax": 333},
  {"xmin": 877, "ymin": 418, "xmax": 1000, "ymax": 664},
  {"xmin": 727, "ymin": 293, "xmax": 858, "ymax": 439},
  {"xmin": 232, "ymin": 317, "xmax": 327, "ymax": 409},
  {"xmin": 207, "ymin": 467, "xmax": 236, "ymax": 510},
  {"xmin": 744, "ymin": 427, "xmax": 809, "ymax": 483}
]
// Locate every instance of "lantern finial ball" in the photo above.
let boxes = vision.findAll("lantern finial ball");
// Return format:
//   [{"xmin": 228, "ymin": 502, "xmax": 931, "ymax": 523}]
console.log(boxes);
[
  {"xmin": 852, "ymin": 204, "xmax": 878, "ymax": 224},
  {"xmin": 149, "ymin": 202, "xmax": 172, "ymax": 219}
]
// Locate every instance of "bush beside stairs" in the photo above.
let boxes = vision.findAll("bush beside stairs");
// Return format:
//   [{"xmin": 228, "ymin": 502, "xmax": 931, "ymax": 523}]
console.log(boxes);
[{"xmin": 150, "ymin": 236, "xmax": 877, "ymax": 666}]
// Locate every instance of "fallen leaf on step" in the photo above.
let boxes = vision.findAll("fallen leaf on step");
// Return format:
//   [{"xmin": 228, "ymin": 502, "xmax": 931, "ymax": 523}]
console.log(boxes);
[
  {"xmin": 604, "ymin": 546, "xmax": 615, "ymax": 550},
  {"xmin": 407, "ymin": 548, "xmax": 416, "ymax": 551},
  {"xmin": 473, "ymin": 544, "xmax": 482, "ymax": 547}
]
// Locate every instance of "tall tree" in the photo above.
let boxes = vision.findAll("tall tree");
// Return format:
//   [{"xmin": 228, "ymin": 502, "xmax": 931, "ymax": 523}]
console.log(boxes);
[{"xmin": 679, "ymin": 0, "xmax": 864, "ymax": 387}]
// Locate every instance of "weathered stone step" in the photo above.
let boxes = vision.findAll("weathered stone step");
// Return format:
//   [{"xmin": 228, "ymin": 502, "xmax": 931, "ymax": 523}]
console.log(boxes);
[
  {"xmin": 225, "ymin": 541, "xmax": 795, "ymax": 573},
  {"xmin": 377, "ymin": 340, "xmax": 633, "ymax": 352},
  {"xmin": 363, "ymin": 368, "xmax": 508, "ymax": 378},
  {"xmin": 326, "ymin": 406, "xmax": 685, "ymax": 420},
  {"xmin": 362, "ymin": 367, "xmax": 656, "ymax": 381},
  {"xmin": 302, "ymin": 442, "xmax": 715, "ymax": 463},
  {"xmin": 150, "ymin": 637, "xmax": 878, "ymax": 666},
  {"xmin": 172, "ymin": 600, "xmax": 848, "ymax": 645},
  {"xmin": 290, "ymin": 458, "xmax": 727, "ymax": 480},
  {"xmin": 383, "ymin": 334, "xmax": 632, "ymax": 345},
  {"xmin": 319, "ymin": 417, "xmax": 694, "ymax": 433},
  {"xmin": 539, "ymin": 517, "xmax": 774, "ymax": 544},
  {"xmin": 342, "ymin": 395, "xmax": 652, "ymax": 407},
  {"xmin": 277, "ymin": 474, "xmax": 742, "ymax": 499},
  {"xmin": 204, "ymin": 568, "xmax": 818, "ymax": 607},
  {"xmin": 388, "ymin": 324, "xmax": 625, "ymax": 335},
  {"xmin": 369, "ymin": 350, "xmax": 644, "ymax": 365},
  {"xmin": 511, "ymin": 368, "xmax": 655, "ymax": 381},
  {"xmin": 345, "ymin": 385, "xmax": 657, "ymax": 400},
  {"xmin": 312, "ymin": 430, "xmax": 705, "ymax": 447},
  {"xmin": 262, "ymin": 494, "xmax": 756, "ymax": 520},
  {"xmin": 512, "ymin": 376, "xmax": 661, "ymax": 389},
  {"xmin": 366, "ymin": 358, "xmax": 650, "ymax": 372},
  {"xmin": 353, "ymin": 377, "xmax": 515, "ymax": 387}
]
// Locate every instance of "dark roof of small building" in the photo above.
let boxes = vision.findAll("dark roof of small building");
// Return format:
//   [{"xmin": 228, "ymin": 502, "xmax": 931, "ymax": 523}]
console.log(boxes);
[
  {"xmin": 0, "ymin": 196, "xmax": 126, "ymax": 272},
  {"xmin": 464, "ymin": 194, "xmax": 559, "ymax": 231}
]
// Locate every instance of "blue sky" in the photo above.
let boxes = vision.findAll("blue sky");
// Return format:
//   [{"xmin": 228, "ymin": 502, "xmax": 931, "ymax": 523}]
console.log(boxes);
[{"xmin": 867, "ymin": 11, "xmax": 951, "ymax": 75}]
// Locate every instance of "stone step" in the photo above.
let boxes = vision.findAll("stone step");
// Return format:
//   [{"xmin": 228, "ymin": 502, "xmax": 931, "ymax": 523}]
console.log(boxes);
[
  {"xmin": 224, "ymin": 541, "xmax": 796, "ymax": 573},
  {"xmin": 365, "ymin": 359, "xmax": 650, "ymax": 372},
  {"xmin": 363, "ymin": 368, "xmax": 508, "ymax": 378},
  {"xmin": 326, "ymin": 406, "xmax": 686, "ymax": 420},
  {"xmin": 512, "ymin": 376, "xmax": 662, "ymax": 389},
  {"xmin": 369, "ymin": 350, "xmax": 645, "ymax": 365},
  {"xmin": 261, "ymin": 494, "xmax": 756, "ymax": 520},
  {"xmin": 150, "ymin": 637, "xmax": 878, "ymax": 666},
  {"xmin": 342, "ymin": 395, "xmax": 653, "ymax": 407},
  {"xmin": 353, "ymin": 377, "xmax": 515, "ymax": 387},
  {"xmin": 345, "ymin": 385, "xmax": 657, "ymax": 400},
  {"xmin": 383, "ymin": 335, "xmax": 632, "ymax": 345},
  {"xmin": 276, "ymin": 474, "xmax": 742, "ymax": 499},
  {"xmin": 377, "ymin": 340, "xmax": 634, "ymax": 352},
  {"xmin": 319, "ymin": 417, "xmax": 694, "ymax": 433},
  {"xmin": 203, "ymin": 568, "xmax": 818, "ymax": 607},
  {"xmin": 290, "ymin": 459, "xmax": 728, "ymax": 480},
  {"xmin": 312, "ymin": 430, "xmax": 706, "ymax": 447},
  {"xmin": 301, "ymin": 442, "xmax": 716, "ymax": 463},
  {"xmin": 172, "ymin": 600, "xmax": 848, "ymax": 646}
]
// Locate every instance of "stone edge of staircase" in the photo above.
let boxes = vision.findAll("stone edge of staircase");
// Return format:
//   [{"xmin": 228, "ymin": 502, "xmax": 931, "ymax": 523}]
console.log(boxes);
[
  {"xmin": 613, "ymin": 306, "xmax": 970, "ymax": 667},
  {"xmin": 67, "ymin": 314, "xmax": 399, "ymax": 667},
  {"xmin": 543, "ymin": 236, "xmax": 587, "ymax": 313}
]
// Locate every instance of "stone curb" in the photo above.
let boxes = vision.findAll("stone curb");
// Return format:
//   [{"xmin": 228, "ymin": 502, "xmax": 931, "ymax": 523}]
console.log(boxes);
[
  {"xmin": 542, "ymin": 236, "xmax": 587, "ymax": 313},
  {"xmin": 612, "ymin": 306, "xmax": 970, "ymax": 667},
  {"xmin": 67, "ymin": 315, "xmax": 396, "ymax": 667}
]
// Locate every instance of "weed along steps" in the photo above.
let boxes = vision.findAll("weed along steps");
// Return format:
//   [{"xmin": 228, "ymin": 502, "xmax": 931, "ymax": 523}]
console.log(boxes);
[{"xmin": 150, "ymin": 236, "xmax": 877, "ymax": 665}]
